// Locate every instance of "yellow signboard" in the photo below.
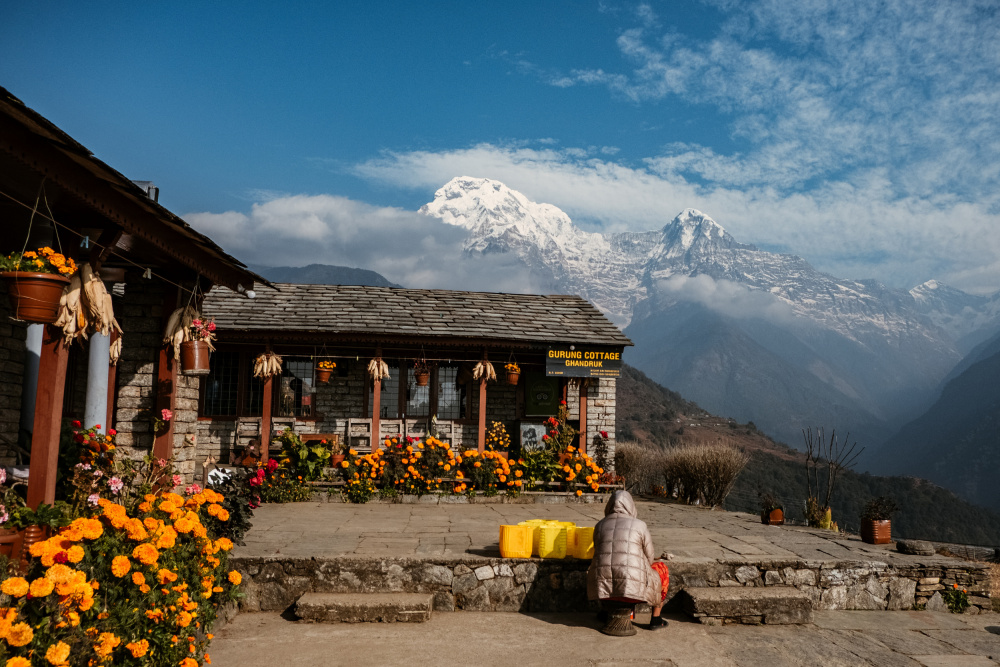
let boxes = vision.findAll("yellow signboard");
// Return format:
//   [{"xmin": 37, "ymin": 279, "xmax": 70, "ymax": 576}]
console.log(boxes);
[{"xmin": 545, "ymin": 345, "xmax": 623, "ymax": 378}]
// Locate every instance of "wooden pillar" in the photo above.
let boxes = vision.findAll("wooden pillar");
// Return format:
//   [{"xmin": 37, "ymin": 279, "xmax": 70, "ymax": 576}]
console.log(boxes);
[
  {"xmin": 26, "ymin": 326, "xmax": 69, "ymax": 510},
  {"xmin": 579, "ymin": 379, "xmax": 589, "ymax": 454},
  {"xmin": 153, "ymin": 344, "xmax": 177, "ymax": 460},
  {"xmin": 372, "ymin": 375, "xmax": 381, "ymax": 449},
  {"xmin": 477, "ymin": 377, "xmax": 487, "ymax": 452},
  {"xmin": 261, "ymin": 374, "xmax": 273, "ymax": 459}
]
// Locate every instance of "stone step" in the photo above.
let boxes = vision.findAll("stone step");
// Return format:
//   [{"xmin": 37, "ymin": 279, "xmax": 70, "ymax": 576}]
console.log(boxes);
[
  {"xmin": 680, "ymin": 587, "xmax": 813, "ymax": 626},
  {"xmin": 295, "ymin": 592, "xmax": 434, "ymax": 623}
]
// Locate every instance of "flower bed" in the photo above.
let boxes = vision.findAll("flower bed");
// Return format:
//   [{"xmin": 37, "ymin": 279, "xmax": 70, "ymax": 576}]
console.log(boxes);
[{"xmin": 0, "ymin": 424, "xmax": 242, "ymax": 666}]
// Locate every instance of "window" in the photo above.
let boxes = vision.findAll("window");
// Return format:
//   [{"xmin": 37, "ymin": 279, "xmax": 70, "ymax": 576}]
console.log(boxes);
[
  {"xmin": 405, "ymin": 366, "xmax": 430, "ymax": 417},
  {"xmin": 436, "ymin": 365, "xmax": 467, "ymax": 419},
  {"xmin": 278, "ymin": 357, "xmax": 316, "ymax": 417},
  {"xmin": 368, "ymin": 365, "xmax": 400, "ymax": 418},
  {"xmin": 203, "ymin": 350, "xmax": 240, "ymax": 417}
]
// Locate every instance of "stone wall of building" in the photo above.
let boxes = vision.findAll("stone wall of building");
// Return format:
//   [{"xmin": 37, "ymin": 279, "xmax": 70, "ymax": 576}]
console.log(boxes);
[{"xmin": 0, "ymin": 281, "xmax": 27, "ymax": 463}]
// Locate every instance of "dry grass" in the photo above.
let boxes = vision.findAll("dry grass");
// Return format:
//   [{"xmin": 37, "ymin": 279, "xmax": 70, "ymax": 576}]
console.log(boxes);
[
  {"xmin": 990, "ymin": 563, "xmax": 1000, "ymax": 612},
  {"xmin": 613, "ymin": 440, "xmax": 665, "ymax": 495},
  {"xmin": 664, "ymin": 440, "xmax": 752, "ymax": 508}
]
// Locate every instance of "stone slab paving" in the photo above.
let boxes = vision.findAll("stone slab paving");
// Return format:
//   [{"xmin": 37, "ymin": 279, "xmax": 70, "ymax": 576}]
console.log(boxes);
[
  {"xmin": 234, "ymin": 499, "xmax": 970, "ymax": 569},
  {"xmin": 209, "ymin": 610, "xmax": 1000, "ymax": 667}
]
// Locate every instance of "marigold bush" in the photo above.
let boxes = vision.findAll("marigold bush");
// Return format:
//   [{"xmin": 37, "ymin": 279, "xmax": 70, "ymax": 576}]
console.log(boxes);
[{"xmin": 0, "ymin": 424, "xmax": 242, "ymax": 666}]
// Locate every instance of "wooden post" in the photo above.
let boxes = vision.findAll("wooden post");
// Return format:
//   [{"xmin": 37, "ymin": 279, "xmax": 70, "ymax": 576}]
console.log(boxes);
[
  {"xmin": 477, "ymin": 377, "xmax": 487, "ymax": 452},
  {"xmin": 26, "ymin": 326, "xmax": 69, "ymax": 509},
  {"xmin": 261, "ymin": 374, "xmax": 273, "ymax": 460},
  {"xmin": 372, "ymin": 375, "xmax": 381, "ymax": 449},
  {"xmin": 153, "ymin": 343, "xmax": 177, "ymax": 461},
  {"xmin": 579, "ymin": 379, "xmax": 589, "ymax": 455},
  {"xmin": 105, "ymin": 329, "xmax": 119, "ymax": 429}
]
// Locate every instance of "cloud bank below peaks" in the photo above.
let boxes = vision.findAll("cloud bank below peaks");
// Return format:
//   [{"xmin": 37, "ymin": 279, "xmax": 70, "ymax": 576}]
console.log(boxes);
[{"xmin": 183, "ymin": 194, "xmax": 546, "ymax": 294}]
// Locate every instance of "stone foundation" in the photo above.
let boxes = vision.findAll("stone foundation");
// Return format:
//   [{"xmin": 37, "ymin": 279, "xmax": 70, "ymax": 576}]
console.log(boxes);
[{"xmin": 232, "ymin": 555, "xmax": 992, "ymax": 616}]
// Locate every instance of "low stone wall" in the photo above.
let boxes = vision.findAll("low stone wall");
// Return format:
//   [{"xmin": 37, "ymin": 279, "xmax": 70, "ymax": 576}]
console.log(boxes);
[
  {"xmin": 232, "ymin": 555, "xmax": 992, "ymax": 616},
  {"xmin": 307, "ymin": 491, "xmax": 614, "ymax": 505}
]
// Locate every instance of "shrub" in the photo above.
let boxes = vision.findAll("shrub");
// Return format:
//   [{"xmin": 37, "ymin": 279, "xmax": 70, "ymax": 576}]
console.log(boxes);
[
  {"xmin": 860, "ymin": 496, "xmax": 899, "ymax": 522},
  {"xmin": 203, "ymin": 467, "xmax": 256, "ymax": 544},
  {"xmin": 665, "ymin": 441, "xmax": 751, "ymax": 507},
  {"xmin": 614, "ymin": 441, "xmax": 664, "ymax": 495},
  {"xmin": 274, "ymin": 429, "xmax": 330, "ymax": 481},
  {"xmin": 251, "ymin": 459, "xmax": 311, "ymax": 503}
]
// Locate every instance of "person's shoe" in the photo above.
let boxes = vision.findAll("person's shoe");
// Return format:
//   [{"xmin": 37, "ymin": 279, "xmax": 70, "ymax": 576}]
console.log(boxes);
[{"xmin": 647, "ymin": 616, "xmax": 667, "ymax": 630}]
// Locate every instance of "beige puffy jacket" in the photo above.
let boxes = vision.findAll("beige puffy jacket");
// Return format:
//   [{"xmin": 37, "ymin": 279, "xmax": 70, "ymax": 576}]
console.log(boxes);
[{"xmin": 586, "ymin": 490, "xmax": 660, "ymax": 605}]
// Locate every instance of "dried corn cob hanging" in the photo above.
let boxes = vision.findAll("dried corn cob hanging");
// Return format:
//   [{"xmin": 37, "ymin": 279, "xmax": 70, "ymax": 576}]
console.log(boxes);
[
  {"xmin": 253, "ymin": 351, "xmax": 283, "ymax": 378},
  {"xmin": 473, "ymin": 359, "xmax": 496, "ymax": 382},
  {"xmin": 367, "ymin": 357, "xmax": 389, "ymax": 379}
]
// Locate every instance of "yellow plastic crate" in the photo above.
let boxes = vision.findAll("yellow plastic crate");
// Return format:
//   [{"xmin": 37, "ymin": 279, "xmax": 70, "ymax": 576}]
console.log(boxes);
[
  {"xmin": 538, "ymin": 524, "xmax": 568, "ymax": 559},
  {"xmin": 499, "ymin": 525, "xmax": 533, "ymax": 559},
  {"xmin": 571, "ymin": 526, "xmax": 595, "ymax": 559}
]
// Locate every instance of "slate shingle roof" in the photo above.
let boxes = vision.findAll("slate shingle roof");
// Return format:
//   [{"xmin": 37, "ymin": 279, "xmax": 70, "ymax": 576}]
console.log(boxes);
[{"xmin": 204, "ymin": 283, "xmax": 632, "ymax": 347}]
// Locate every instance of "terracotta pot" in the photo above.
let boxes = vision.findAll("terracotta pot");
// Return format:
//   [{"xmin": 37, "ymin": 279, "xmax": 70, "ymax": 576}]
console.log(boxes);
[
  {"xmin": 0, "ymin": 527, "xmax": 22, "ymax": 561},
  {"xmin": 761, "ymin": 508, "xmax": 784, "ymax": 526},
  {"xmin": 180, "ymin": 340, "xmax": 211, "ymax": 375},
  {"xmin": 316, "ymin": 368, "xmax": 333, "ymax": 383},
  {"xmin": 861, "ymin": 518, "xmax": 892, "ymax": 544},
  {"xmin": 414, "ymin": 371, "xmax": 430, "ymax": 387},
  {"xmin": 1, "ymin": 271, "xmax": 70, "ymax": 324},
  {"xmin": 331, "ymin": 454, "xmax": 345, "ymax": 466},
  {"xmin": 506, "ymin": 371, "xmax": 520, "ymax": 386},
  {"xmin": 20, "ymin": 524, "xmax": 48, "ymax": 563}
]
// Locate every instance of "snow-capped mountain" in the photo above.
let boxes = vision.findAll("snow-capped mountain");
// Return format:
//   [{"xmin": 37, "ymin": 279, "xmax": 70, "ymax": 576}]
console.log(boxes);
[{"xmin": 419, "ymin": 176, "xmax": 999, "ymax": 452}]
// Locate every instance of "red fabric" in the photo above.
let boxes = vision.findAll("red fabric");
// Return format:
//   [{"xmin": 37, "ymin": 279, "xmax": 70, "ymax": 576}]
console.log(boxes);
[{"xmin": 651, "ymin": 561, "xmax": 670, "ymax": 602}]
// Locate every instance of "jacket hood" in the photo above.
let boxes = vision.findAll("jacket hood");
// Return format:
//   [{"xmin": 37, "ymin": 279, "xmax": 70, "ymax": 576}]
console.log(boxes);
[{"xmin": 605, "ymin": 490, "xmax": 637, "ymax": 518}]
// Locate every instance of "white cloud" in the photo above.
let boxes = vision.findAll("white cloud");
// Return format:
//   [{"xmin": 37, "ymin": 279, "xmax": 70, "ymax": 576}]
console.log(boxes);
[
  {"xmin": 184, "ymin": 195, "xmax": 547, "ymax": 294},
  {"xmin": 655, "ymin": 274, "xmax": 797, "ymax": 324}
]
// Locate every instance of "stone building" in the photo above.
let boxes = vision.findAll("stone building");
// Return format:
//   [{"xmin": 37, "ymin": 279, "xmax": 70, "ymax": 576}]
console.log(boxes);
[
  {"xmin": 0, "ymin": 86, "xmax": 261, "ymax": 507},
  {"xmin": 198, "ymin": 283, "xmax": 631, "ymax": 466}
]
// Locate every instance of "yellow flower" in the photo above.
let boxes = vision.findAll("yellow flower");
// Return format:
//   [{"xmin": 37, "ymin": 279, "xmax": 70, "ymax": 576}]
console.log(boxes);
[
  {"xmin": 0, "ymin": 577, "xmax": 28, "ymax": 597},
  {"xmin": 111, "ymin": 555, "xmax": 131, "ymax": 578},
  {"xmin": 46, "ymin": 641, "xmax": 71, "ymax": 665}
]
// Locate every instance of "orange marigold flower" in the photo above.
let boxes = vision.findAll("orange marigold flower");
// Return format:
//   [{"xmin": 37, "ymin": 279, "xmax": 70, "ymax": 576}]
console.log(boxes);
[
  {"xmin": 66, "ymin": 545, "xmax": 85, "ymax": 564},
  {"xmin": 29, "ymin": 578, "xmax": 55, "ymax": 598},
  {"xmin": 0, "ymin": 577, "xmax": 28, "ymax": 597},
  {"xmin": 46, "ymin": 640, "xmax": 71, "ymax": 664},
  {"xmin": 132, "ymin": 572, "xmax": 146, "ymax": 586},
  {"xmin": 126, "ymin": 639, "xmax": 150, "ymax": 658},
  {"xmin": 111, "ymin": 555, "xmax": 131, "ymax": 578},
  {"xmin": 6, "ymin": 622, "xmax": 33, "ymax": 646},
  {"xmin": 228, "ymin": 570, "xmax": 242, "ymax": 585},
  {"xmin": 180, "ymin": 658, "xmax": 199, "ymax": 667},
  {"xmin": 6, "ymin": 657, "xmax": 31, "ymax": 667},
  {"xmin": 576, "ymin": 490, "xmax": 583, "ymax": 496},
  {"xmin": 132, "ymin": 543, "xmax": 159, "ymax": 566}
]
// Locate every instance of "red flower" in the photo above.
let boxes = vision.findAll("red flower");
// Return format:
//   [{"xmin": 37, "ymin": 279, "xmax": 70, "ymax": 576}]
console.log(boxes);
[
  {"xmin": 74, "ymin": 434, "xmax": 85, "ymax": 443},
  {"xmin": 542, "ymin": 435, "xmax": 549, "ymax": 441},
  {"xmin": 108, "ymin": 428, "xmax": 117, "ymax": 436},
  {"xmin": 560, "ymin": 400, "xmax": 567, "ymax": 406},
  {"xmin": 54, "ymin": 551, "xmax": 69, "ymax": 564},
  {"xmin": 94, "ymin": 424, "xmax": 101, "ymax": 430},
  {"xmin": 72, "ymin": 420, "xmax": 81, "ymax": 428},
  {"xmin": 600, "ymin": 431, "xmax": 608, "ymax": 438}
]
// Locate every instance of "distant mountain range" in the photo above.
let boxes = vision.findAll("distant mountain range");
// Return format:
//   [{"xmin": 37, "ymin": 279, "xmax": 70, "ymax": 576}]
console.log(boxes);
[
  {"xmin": 250, "ymin": 263, "xmax": 402, "ymax": 288},
  {"xmin": 419, "ymin": 176, "xmax": 1000, "ymax": 454}
]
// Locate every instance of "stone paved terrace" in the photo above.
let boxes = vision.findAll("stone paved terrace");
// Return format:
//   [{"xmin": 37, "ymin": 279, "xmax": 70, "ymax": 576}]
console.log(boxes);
[{"xmin": 231, "ymin": 498, "xmax": 992, "ymax": 615}]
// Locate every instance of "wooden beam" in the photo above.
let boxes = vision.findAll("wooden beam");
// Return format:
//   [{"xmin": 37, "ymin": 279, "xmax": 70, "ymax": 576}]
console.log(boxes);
[
  {"xmin": 26, "ymin": 326, "xmax": 69, "ymax": 509},
  {"xmin": 154, "ymin": 290, "xmax": 178, "ymax": 460},
  {"xmin": 477, "ymin": 377, "xmax": 487, "ymax": 452},
  {"xmin": 261, "ymin": 374, "xmax": 273, "ymax": 459},
  {"xmin": 105, "ymin": 329, "xmax": 119, "ymax": 429},
  {"xmin": 579, "ymin": 380, "xmax": 589, "ymax": 454}
]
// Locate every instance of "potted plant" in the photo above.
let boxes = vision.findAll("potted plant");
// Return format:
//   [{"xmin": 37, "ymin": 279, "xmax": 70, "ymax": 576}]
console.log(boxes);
[
  {"xmin": 180, "ymin": 317, "xmax": 216, "ymax": 375},
  {"xmin": 759, "ymin": 491, "xmax": 784, "ymax": 525},
  {"xmin": 316, "ymin": 359, "xmax": 336, "ymax": 383},
  {"xmin": 860, "ymin": 496, "xmax": 898, "ymax": 544},
  {"xmin": 0, "ymin": 247, "xmax": 78, "ymax": 324},
  {"xmin": 413, "ymin": 358, "xmax": 430, "ymax": 387},
  {"xmin": 505, "ymin": 361, "xmax": 521, "ymax": 385},
  {"xmin": 328, "ymin": 437, "xmax": 347, "ymax": 466}
]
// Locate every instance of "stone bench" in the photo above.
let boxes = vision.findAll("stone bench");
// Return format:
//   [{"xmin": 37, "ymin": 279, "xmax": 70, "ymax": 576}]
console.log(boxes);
[{"xmin": 680, "ymin": 587, "xmax": 813, "ymax": 625}]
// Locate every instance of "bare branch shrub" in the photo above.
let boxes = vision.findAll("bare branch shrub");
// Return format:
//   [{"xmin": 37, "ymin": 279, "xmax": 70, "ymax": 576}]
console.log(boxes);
[
  {"xmin": 664, "ymin": 441, "xmax": 751, "ymax": 508},
  {"xmin": 803, "ymin": 427, "xmax": 864, "ymax": 526},
  {"xmin": 613, "ymin": 440, "xmax": 663, "ymax": 495}
]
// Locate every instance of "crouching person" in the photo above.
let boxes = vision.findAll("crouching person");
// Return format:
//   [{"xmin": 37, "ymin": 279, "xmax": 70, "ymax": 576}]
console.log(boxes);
[{"xmin": 587, "ymin": 490, "xmax": 669, "ymax": 636}]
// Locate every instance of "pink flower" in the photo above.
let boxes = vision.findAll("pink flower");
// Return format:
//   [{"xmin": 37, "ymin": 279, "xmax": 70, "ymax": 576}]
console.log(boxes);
[
  {"xmin": 185, "ymin": 483, "xmax": 202, "ymax": 495},
  {"xmin": 0, "ymin": 505, "xmax": 8, "ymax": 524},
  {"xmin": 172, "ymin": 475, "xmax": 183, "ymax": 487},
  {"xmin": 161, "ymin": 409, "xmax": 173, "ymax": 421},
  {"xmin": 192, "ymin": 319, "xmax": 202, "ymax": 327},
  {"xmin": 207, "ymin": 322, "xmax": 216, "ymax": 331},
  {"xmin": 0, "ymin": 469, "xmax": 5, "ymax": 485},
  {"xmin": 266, "ymin": 459, "xmax": 279, "ymax": 473},
  {"xmin": 109, "ymin": 476, "xmax": 123, "ymax": 494},
  {"xmin": 157, "ymin": 458, "xmax": 168, "ymax": 468},
  {"xmin": 87, "ymin": 494, "xmax": 100, "ymax": 506}
]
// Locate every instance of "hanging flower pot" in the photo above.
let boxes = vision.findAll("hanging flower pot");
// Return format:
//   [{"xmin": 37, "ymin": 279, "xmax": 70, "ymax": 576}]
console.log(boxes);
[
  {"xmin": 506, "ymin": 371, "xmax": 520, "ymax": 386},
  {"xmin": 316, "ymin": 360, "xmax": 336, "ymax": 384},
  {"xmin": 1, "ymin": 271, "xmax": 70, "ymax": 324},
  {"xmin": 504, "ymin": 362, "xmax": 521, "ymax": 386},
  {"xmin": 414, "ymin": 371, "xmax": 430, "ymax": 387},
  {"xmin": 180, "ymin": 340, "xmax": 211, "ymax": 375}
]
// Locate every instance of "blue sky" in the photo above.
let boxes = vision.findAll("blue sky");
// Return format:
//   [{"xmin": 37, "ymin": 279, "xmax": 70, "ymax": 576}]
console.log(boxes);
[{"xmin": 4, "ymin": 1, "xmax": 1000, "ymax": 294}]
